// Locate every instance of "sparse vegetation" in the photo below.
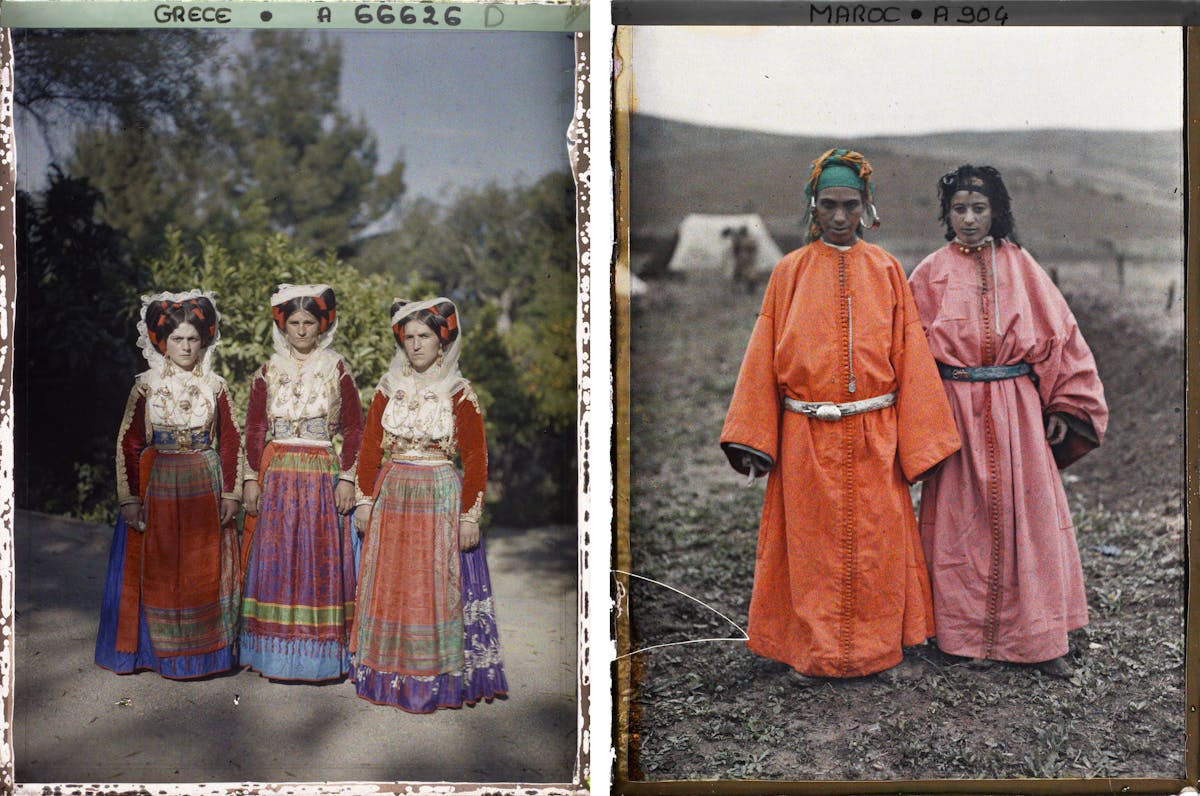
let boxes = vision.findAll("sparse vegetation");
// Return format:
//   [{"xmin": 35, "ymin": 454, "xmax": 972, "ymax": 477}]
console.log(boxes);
[{"xmin": 625, "ymin": 267, "xmax": 1185, "ymax": 783}]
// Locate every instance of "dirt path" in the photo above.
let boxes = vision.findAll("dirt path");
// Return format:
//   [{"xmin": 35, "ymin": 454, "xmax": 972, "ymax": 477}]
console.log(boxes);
[
  {"xmin": 626, "ymin": 268, "xmax": 1185, "ymax": 782},
  {"xmin": 14, "ymin": 511, "xmax": 578, "ymax": 785}
]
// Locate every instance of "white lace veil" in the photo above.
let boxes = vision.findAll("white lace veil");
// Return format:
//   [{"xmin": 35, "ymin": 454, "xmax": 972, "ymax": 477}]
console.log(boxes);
[
  {"xmin": 269, "ymin": 283, "xmax": 339, "ymax": 365},
  {"xmin": 136, "ymin": 289, "xmax": 222, "ymax": 385},
  {"xmin": 378, "ymin": 297, "xmax": 467, "ymax": 400}
]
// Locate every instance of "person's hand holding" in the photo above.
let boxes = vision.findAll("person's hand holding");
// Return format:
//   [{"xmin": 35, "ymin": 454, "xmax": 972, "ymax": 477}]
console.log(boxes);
[
  {"xmin": 1045, "ymin": 413, "xmax": 1069, "ymax": 445},
  {"xmin": 353, "ymin": 504, "xmax": 371, "ymax": 536},
  {"xmin": 243, "ymin": 480, "xmax": 261, "ymax": 516},
  {"xmin": 220, "ymin": 498, "xmax": 240, "ymax": 527},
  {"xmin": 121, "ymin": 501, "xmax": 145, "ymax": 531},
  {"xmin": 460, "ymin": 519, "xmax": 480, "ymax": 551},
  {"xmin": 335, "ymin": 480, "xmax": 356, "ymax": 514}
]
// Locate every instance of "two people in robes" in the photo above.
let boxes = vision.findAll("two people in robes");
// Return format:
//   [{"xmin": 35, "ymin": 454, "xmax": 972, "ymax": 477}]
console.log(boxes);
[{"xmin": 723, "ymin": 150, "xmax": 1106, "ymax": 682}]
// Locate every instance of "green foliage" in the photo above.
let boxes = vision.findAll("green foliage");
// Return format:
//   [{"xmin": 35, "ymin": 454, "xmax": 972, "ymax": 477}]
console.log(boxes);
[
  {"xmin": 18, "ymin": 30, "xmax": 576, "ymax": 527},
  {"xmin": 357, "ymin": 172, "xmax": 578, "ymax": 523},
  {"xmin": 144, "ymin": 231, "xmax": 430, "ymax": 413},
  {"xmin": 15, "ymin": 29, "xmax": 219, "ymax": 137},
  {"xmin": 14, "ymin": 173, "xmax": 143, "ymax": 519},
  {"xmin": 67, "ymin": 30, "xmax": 406, "ymax": 262}
]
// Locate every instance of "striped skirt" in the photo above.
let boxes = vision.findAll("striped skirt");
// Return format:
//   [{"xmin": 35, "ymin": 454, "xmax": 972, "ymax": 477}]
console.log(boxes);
[
  {"xmin": 95, "ymin": 448, "xmax": 239, "ymax": 678},
  {"xmin": 351, "ymin": 460, "xmax": 507, "ymax": 712},
  {"xmin": 240, "ymin": 443, "xmax": 357, "ymax": 681}
]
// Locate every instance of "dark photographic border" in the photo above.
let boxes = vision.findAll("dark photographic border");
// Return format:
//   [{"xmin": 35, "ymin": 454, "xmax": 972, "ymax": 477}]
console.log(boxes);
[{"xmin": 612, "ymin": 16, "xmax": 1198, "ymax": 794}]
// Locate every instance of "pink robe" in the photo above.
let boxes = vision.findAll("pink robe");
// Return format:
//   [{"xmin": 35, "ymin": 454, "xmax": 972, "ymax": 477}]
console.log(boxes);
[{"xmin": 909, "ymin": 240, "xmax": 1108, "ymax": 663}]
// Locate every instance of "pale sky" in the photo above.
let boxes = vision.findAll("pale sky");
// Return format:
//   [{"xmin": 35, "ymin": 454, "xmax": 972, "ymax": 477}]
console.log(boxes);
[{"xmin": 631, "ymin": 27, "xmax": 1182, "ymax": 136}]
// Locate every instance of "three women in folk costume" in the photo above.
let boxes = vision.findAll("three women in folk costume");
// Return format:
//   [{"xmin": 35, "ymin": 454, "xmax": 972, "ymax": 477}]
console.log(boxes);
[
  {"xmin": 95, "ymin": 286, "xmax": 506, "ymax": 711},
  {"xmin": 723, "ymin": 149, "xmax": 1107, "ymax": 682}
]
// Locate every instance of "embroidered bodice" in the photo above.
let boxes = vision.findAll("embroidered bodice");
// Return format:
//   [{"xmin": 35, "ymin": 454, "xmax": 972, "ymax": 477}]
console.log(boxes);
[
  {"xmin": 265, "ymin": 350, "xmax": 341, "ymax": 425},
  {"xmin": 140, "ymin": 368, "xmax": 220, "ymax": 431},
  {"xmin": 381, "ymin": 383, "xmax": 457, "ymax": 459}
]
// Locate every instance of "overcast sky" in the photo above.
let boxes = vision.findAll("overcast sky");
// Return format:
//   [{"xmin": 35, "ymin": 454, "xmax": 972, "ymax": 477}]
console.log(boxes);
[{"xmin": 631, "ymin": 27, "xmax": 1182, "ymax": 136}]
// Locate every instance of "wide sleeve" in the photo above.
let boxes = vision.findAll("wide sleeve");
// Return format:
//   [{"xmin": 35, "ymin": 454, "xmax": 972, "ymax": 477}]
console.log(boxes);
[
  {"xmin": 336, "ymin": 359, "xmax": 364, "ymax": 481},
  {"xmin": 454, "ymin": 385, "xmax": 487, "ymax": 524},
  {"xmin": 891, "ymin": 265, "xmax": 961, "ymax": 482},
  {"xmin": 115, "ymin": 384, "xmax": 148, "ymax": 505},
  {"xmin": 216, "ymin": 386, "xmax": 243, "ymax": 501},
  {"xmin": 719, "ymin": 278, "xmax": 781, "ymax": 477},
  {"xmin": 356, "ymin": 390, "xmax": 388, "ymax": 502},
  {"xmin": 1028, "ymin": 268, "xmax": 1108, "ymax": 468},
  {"xmin": 242, "ymin": 366, "xmax": 268, "ymax": 481}
]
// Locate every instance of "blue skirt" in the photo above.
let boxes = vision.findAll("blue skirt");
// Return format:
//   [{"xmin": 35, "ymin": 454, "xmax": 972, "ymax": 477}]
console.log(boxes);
[{"xmin": 94, "ymin": 516, "xmax": 237, "ymax": 679}]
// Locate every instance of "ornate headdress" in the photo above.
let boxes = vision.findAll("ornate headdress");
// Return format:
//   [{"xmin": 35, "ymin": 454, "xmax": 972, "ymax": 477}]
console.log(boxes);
[
  {"xmin": 269, "ymin": 283, "xmax": 339, "ymax": 359},
  {"xmin": 801, "ymin": 147, "xmax": 881, "ymax": 244},
  {"xmin": 136, "ymin": 289, "xmax": 221, "ymax": 377},
  {"xmin": 379, "ymin": 297, "xmax": 467, "ymax": 400}
]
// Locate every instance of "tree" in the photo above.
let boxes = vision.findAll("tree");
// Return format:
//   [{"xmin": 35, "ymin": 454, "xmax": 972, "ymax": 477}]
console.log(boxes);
[
  {"xmin": 15, "ymin": 170, "xmax": 145, "ymax": 520},
  {"xmin": 357, "ymin": 173, "xmax": 578, "ymax": 523},
  {"xmin": 14, "ymin": 29, "xmax": 220, "ymax": 160},
  {"xmin": 64, "ymin": 30, "xmax": 406, "ymax": 261}
]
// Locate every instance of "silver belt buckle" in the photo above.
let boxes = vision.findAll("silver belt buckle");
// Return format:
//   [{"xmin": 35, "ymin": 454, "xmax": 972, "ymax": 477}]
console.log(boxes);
[
  {"xmin": 815, "ymin": 404, "xmax": 843, "ymax": 421},
  {"xmin": 952, "ymin": 368, "xmax": 970, "ymax": 380}
]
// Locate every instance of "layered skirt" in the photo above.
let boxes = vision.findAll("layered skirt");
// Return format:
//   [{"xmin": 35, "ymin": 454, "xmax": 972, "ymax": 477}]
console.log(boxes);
[
  {"xmin": 95, "ymin": 448, "xmax": 240, "ymax": 678},
  {"xmin": 240, "ymin": 443, "xmax": 358, "ymax": 681},
  {"xmin": 352, "ymin": 460, "xmax": 507, "ymax": 712}
]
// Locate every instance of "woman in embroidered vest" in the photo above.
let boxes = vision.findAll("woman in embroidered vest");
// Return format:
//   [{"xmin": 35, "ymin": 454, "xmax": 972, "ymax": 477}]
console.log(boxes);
[
  {"xmin": 95, "ymin": 291, "xmax": 242, "ymax": 678},
  {"xmin": 720, "ymin": 149, "xmax": 961, "ymax": 683},
  {"xmin": 240, "ymin": 284, "xmax": 364, "ymax": 682},
  {"xmin": 908, "ymin": 165, "xmax": 1108, "ymax": 677},
  {"xmin": 351, "ymin": 298, "xmax": 507, "ymax": 712}
]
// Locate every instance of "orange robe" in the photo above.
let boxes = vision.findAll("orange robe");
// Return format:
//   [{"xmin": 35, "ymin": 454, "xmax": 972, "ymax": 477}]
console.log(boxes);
[
  {"xmin": 721, "ymin": 239, "xmax": 961, "ymax": 678},
  {"xmin": 909, "ymin": 241, "xmax": 1107, "ymax": 663}
]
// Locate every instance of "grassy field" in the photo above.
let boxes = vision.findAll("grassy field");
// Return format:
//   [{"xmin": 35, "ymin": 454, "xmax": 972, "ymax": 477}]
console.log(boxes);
[{"xmin": 622, "ymin": 260, "xmax": 1185, "ymax": 783}]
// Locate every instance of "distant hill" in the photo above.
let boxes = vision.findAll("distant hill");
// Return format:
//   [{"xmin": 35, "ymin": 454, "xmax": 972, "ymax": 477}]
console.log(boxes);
[{"xmin": 629, "ymin": 115, "xmax": 1182, "ymax": 265}]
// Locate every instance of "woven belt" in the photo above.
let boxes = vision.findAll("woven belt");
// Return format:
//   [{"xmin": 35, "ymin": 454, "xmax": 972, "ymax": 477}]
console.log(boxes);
[
  {"xmin": 390, "ymin": 449, "xmax": 451, "ymax": 463},
  {"xmin": 937, "ymin": 362, "xmax": 1034, "ymax": 382},
  {"xmin": 272, "ymin": 416, "xmax": 331, "ymax": 442},
  {"xmin": 783, "ymin": 392, "xmax": 896, "ymax": 421},
  {"xmin": 151, "ymin": 428, "xmax": 212, "ymax": 451}
]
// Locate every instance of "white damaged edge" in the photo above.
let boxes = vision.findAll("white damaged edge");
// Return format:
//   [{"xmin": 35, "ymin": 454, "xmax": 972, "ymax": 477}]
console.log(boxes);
[
  {"xmin": 0, "ymin": 26, "xmax": 17, "ymax": 796},
  {"xmin": 568, "ymin": 26, "xmax": 593, "ymax": 795}
]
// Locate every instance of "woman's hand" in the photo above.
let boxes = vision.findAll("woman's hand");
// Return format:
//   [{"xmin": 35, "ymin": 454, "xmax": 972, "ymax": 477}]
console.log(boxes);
[
  {"xmin": 220, "ymin": 498, "xmax": 240, "ymax": 527},
  {"xmin": 459, "ymin": 519, "xmax": 480, "ymax": 551},
  {"xmin": 1046, "ymin": 413, "xmax": 1070, "ymax": 445},
  {"xmin": 353, "ymin": 504, "xmax": 371, "ymax": 536},
  {"xmin": 243, "ymin": 480, "xmax": 261, "ymax": 516},
  {"xmin": 335, "ymin": 480, "xmax": 356, "ymax": 514},
  {"xmin": 120, "ymin": 501, "xmax": 145, "ymax": 532}
]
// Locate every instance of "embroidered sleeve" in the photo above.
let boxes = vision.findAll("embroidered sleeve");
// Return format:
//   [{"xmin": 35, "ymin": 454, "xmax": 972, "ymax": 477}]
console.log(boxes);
[
  {"xmin": 216, "ymin": 386, "xmax": 243, "ymax": 501},
  {"xmin": 243, "ymin": 367, "xmax": 269, "ymax": 481},
  {"xmin": 336, "ymin": 359, "xmax": 365, "ymax": 482},
  {"xmin": 454, "ymin": 385, "xmax": 487, "ymax": 524},
  {"xmin": 115, "ymin": 384, "xmax": 147, "ymax": 505},
  {"xmin": 356, "ymin": 390, "xmax": 389, "ymax": 503}
]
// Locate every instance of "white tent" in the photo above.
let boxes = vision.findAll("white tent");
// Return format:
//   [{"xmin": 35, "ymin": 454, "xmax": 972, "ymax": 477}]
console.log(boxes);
[{"xmin": 664, "ymin": 213, "xmax": 785, "ymax": 275}]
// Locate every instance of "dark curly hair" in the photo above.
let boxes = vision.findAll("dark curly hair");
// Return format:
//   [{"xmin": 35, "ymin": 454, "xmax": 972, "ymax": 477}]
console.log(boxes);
[
  {"xmin": 937, "ymin": 165, "xmax": 1019, "ymax": 245},
  {"xmin": 145, "ymin": 296, "xmax": 217, "ymax": 354},
  {"xmin": 391, "ymin": 299, "xmax": 459, "ymax": 348},
  {"xmin": 271, "ymin": 286, "xmax": 337, "ymax": 333}
]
